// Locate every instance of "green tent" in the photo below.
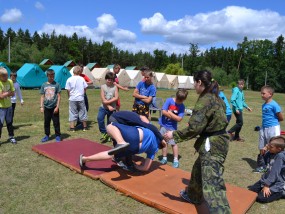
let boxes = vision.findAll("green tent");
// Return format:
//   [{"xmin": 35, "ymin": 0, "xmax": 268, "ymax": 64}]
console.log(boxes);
[
  {"xmin": 48, "ymin": 65, "xmax": 71, "ymax": 89},
  {"xmin": 17, "ymin": 63, "xmax": 47, "ymax": 88}
]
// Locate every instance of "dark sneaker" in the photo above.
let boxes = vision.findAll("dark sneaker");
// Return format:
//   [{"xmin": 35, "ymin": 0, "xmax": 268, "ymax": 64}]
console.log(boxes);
[
  {"xmin": 79, "ymin": 154, "xmax": 85, "ymax": 168},
  {"xmin": 41, "ymin": 135, "xmax": 49, "ymax": 143},
  {"xmin": 9, "ymin": 137, "xmax": 17, "ymax": 144},
  {"xmin": 253, "ymin": 167, "xmax": 267, "ymax": 173},
  {"xmin": 180, "ymin": 190, "xmax": 200, "ymax": 204},
  {"xmin": 108, "ymin": 143, "xmax": 130, "ymax": 156},
  {"xmin": 234, "ymin": 137, "xmax": 245, "ymax": 142},
  {"xmin": 69, "ymin": 128, "xmax": 75, "ymax": 133},
  {"xmin": 55, "ymin": 136, "xmax": 61, "ymax": 142}
]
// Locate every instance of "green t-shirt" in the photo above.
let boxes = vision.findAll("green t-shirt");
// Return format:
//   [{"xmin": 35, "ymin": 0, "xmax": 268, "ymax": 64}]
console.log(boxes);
[
  {"xmin": 0, "ymin": 79, "xmax": 15, "ymax": 108},
  {"xmin": 40, "ymin": 81, "xmax": 61, "ymax": 109}
]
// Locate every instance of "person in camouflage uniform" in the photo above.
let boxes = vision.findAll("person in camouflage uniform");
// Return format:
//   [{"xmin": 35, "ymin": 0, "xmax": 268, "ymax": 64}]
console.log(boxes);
[{"xmin": 165, "ymin": 70, "xmax": 231, "ymax": 213}]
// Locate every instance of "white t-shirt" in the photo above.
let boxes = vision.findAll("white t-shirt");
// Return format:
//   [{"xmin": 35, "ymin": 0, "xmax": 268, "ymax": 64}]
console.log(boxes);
[{"xmin": 65, "ymin": 75, "xmax": 88, "ymax": 101}]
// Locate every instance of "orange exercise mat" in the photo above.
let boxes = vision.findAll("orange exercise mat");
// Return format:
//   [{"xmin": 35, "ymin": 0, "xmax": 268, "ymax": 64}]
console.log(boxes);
[
  {"xmin": 32, "ymin": 138, "xmax": 117, "ymax": 179},
  {"xmin": 100, "ymin": 160, "xmax": 257, "ymax": 214}
]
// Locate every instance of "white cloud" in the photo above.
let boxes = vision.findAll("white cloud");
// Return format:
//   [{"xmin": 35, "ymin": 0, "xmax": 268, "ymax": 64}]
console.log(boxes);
[
  {"xmin": 0, "ymin": 8, "xmax": 22, "ymax": 23},
  {"xmin": 139, "ymin": 6, "xmax": 285, "ymax": 46},
  {"xmin": 35, "ymin": 2, "xmax": 45, "ymax": 10},
  {"xmin": 39, "ymin": 13, "xmax": 136, "ymax": 44},
  {"xmin": 38, "ymin": 6, "xmax": 285, "ymax": 55}
]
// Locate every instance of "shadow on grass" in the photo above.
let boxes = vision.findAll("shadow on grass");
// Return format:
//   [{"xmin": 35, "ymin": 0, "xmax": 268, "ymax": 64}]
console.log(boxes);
[
  {"xmin": 242, "ymin": 157, "xmax": 257, "ymax": 169},
  {"xmin": 0, "ymin": 135, "xmax": 30, "ymax": 145},
  {"xmin": 13, "ymin": 123, "xmax": 33, "ymax": 130}
]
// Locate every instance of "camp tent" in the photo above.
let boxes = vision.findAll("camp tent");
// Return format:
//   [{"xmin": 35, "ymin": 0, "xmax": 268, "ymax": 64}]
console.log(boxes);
[
  {"xmin": 189, "ymin": 76, "xmax": 194, "ymax": 89},
  {"xmin": 39, "ymin": 59, "xmax": 54, "ymax": 65},
  {"xmin": 110, "ymin": 68, "xmax": 131, "ymax": 87},
  {"xmin": 154, "ymin": 72, "xmax": 168, "ymax": 89},
  {"xmin": 83, "ymin": 66, "xmax": 96, "ymax": 87},
  {"xmin": 17, "ymin": 63, "xmax": 47, "ymax": 88},
  {"xmin": 166, "ymin": 74, "xmax": 178, "ymax": 89},
  {"xmin": 91, "ymin": 68, "xmax": 110, "ymax": 87},
  {"xmin": 86, "ymin": 62, "xmax": 100, "ymax": 71},
  {"xmin": 125, "ymin": 70, "xmax": 143, "ymax": 87},
  {"xmin": 63, "ymin": 60, "xmax": 76, "ymax": 67},
  {"xmin": 69, "ymin": 66, "xmax": 96, "ymax": 87},
  {"xmin": 48, "ymin": 65, "xmax": 71, "ymax": 89},
  {"xmin": 0, "ymin": 62, "xmax": 11, "ymax": 76},
  {"xmin": 178, "ymin": 75, "xmax": 193, "ymax": 89}
]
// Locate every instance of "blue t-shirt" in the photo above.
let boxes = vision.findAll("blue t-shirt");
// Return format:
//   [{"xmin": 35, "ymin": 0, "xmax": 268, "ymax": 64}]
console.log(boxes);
[
  {"xmin": 135, "ymin": 81, "xmax": 156, "ymax": 105},
  {"xmin": 158, "ymin": 97, "xmax": 185, "ymax": 130},
  {"xmin": 138, "ymin": 127, "xmax": 159, "ymax": 160},
  {"xmin": 219, "ymin": 91, "xmax": 232, "ymax": 116},
  {"xmin": 262, "ymin": 100, "xmax": 281, "ymax": 128}
]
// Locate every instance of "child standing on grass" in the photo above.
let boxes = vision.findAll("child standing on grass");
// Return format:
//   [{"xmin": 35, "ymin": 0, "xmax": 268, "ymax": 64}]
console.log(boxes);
[
  {"xmin": 97, "ymin": 72, "xmax": 118, "ymax": 142},
  {"xmin": 0, "ymin": 67, "xmax": 16, "ymax": 144},
  {"xmin": 10, "ymin": 71, "xmax": 24, "ymax": 125},
  {"xmin": 254, "ymin": 86, "xmax": 283, "ymax": 173},
  {"xmin": 248, "ymin": 136, "xmax": 285, "ymax": 203},
  {"xmin": 132, "ymin": 70, "xmax": 156, "ymax": 119},
  {"xmin": 159, "ymin": 89, "xmax": 188, "ymax": 168},
  {"xmin": 228, "ymin": 79, "xmax": 252, "ymax": 142},
  {"xmin": 113, "ymin": 64, "xmax": 129, "ymax": 111},
  {"xmin": 219, "ymin": 90, "xmax": 232, "ymax": 122},
  {"xmin": 40, "ymin": 69, "xmax": 61, "ymax": 142}
]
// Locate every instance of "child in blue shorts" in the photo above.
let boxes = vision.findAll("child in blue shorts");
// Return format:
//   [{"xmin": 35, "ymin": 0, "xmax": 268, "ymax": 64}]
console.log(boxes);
[
  {"xmin": 159, "ymin": 89, "xmax": 188, "ymax": 168},
  {"xmin": 254, "ymin": 86, "xmax": 283, "ymax": 173},
  {"xmin": 79, "ymin": 122, "xmax": 164, "ymax": 172}
]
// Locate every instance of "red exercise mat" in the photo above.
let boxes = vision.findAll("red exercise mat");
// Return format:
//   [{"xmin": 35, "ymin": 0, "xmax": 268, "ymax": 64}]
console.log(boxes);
[{"xmin": 32, "ymin": 138, "xmax": 117, "ymax": 179}]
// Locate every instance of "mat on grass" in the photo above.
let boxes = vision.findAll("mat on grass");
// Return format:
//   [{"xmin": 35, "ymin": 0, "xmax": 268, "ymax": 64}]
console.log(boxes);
[
  {"xmin": 32, "ymin": 138, "xmax": 117, "ymax": 179},
  {"xmin": 32, "ymin": 138, "xmax": 256, "ymax": 213},
  {"xmin": 100, "ymin": 160, "xmax": 257, "ymax": 214}
]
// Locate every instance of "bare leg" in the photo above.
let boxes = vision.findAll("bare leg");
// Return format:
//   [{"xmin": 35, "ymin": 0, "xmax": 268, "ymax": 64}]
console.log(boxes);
[
  {"xmin": 82, "ymin": 151, "xmax": 112, "ymax": 163},
  {"xmin": 172, "ymin": 144, "xmax": 178, "ymax": 160},
  {"xmin": 82, "ymin": 121, "xmax": 87, "ymax": 128},
  {"xmin": 106, "ymin": 123, "xmax": 130, "ymax": 155},
  {"xmin": 106, "ymin": 123, "xmax": 128, "ymax": 144}
]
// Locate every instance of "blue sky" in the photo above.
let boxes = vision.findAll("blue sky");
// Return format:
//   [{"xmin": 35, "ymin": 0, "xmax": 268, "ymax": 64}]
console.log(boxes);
[{"xmin": 1, "ymin": 0, "xmax": 285, "ymax": 54}]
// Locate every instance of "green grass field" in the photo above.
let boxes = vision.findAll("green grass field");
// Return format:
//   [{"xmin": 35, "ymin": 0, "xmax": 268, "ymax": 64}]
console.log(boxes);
[{"xmin": 1, "ymin": 88, "xmax": 285, "ymax": 214}]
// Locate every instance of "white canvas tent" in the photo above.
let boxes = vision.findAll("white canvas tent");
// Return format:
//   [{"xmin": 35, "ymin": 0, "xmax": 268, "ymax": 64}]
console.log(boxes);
[
  {"xmin": 69, "ymin": 66, "xmax": 97, "ymax": 87},
  {"xmin": 110, "ymin": 69, "xmax": 131, "ymax": 87},
  {"xmin": 189, "ymin": 76, "xmax": 194, "ymax": 89},
  {"xmin": 91, "ymin": 68, "xmax": 110, "ymax": 87},
  {"xmin": 166, "ymin": 74, "xmax": 178, "ymax": 89},
  {"xmin": 154, "ymin": 72, "xmax": 169, "ymax": 88},
  {"xmin": 126, "ymin": 70, "xmax": 143, "ymax": 87},
  {"xmin": 178, "ymin": 75, "xmax": 192, "ymax": 89},
  {"xmin": 83, "ymin": 66, "xmax": 96, "ymax": 87}
]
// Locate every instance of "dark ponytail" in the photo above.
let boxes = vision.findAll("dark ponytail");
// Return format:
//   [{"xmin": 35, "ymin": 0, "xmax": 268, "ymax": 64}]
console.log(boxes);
[{"xmin": 193, "ymin": 70, "xmax": 219, "ymax": 97}]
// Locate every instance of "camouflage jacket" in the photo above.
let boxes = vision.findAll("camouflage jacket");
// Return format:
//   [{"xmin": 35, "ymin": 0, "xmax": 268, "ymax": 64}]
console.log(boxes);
[{"xmin": 173, "ymin": 93, "xmax": 229, "ymax": 151}]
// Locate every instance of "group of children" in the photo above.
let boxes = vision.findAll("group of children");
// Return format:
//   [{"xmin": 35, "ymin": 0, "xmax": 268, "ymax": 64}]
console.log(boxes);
[
  {"xmin": 1, "ymin": 64, "xmax": 285, "ymax": 206},
  {"xmin": 0, "ymin": 67, "xmax": 24, "ymax": 144}
]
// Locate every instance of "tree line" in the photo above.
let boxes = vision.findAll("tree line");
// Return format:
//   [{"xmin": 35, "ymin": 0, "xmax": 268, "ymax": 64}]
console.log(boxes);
[{"xmin": 0, "ymin": 27, "xmax": 285, "ymax": 92}]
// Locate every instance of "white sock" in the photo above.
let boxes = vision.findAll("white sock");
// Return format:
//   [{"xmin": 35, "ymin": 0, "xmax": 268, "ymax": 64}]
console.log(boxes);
[
  {"xmin": 174, "ymin": 157, "xmax": 178, "ymax": 162},
  {"xmin": 162, "ymin": 156, "xmax": 167, "ymax": 160}
]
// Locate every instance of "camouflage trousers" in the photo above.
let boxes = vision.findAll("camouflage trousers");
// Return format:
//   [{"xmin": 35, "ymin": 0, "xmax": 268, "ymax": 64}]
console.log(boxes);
[{"xmin": 187, "ymin": 135, "xmax": 231, "ymax": 214}]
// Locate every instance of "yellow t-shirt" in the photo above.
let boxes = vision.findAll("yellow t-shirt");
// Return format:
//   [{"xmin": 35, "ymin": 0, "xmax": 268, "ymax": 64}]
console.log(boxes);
[{"xmin": 0, "ymin": 79, "xmax": 15, "ymax": 108}]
